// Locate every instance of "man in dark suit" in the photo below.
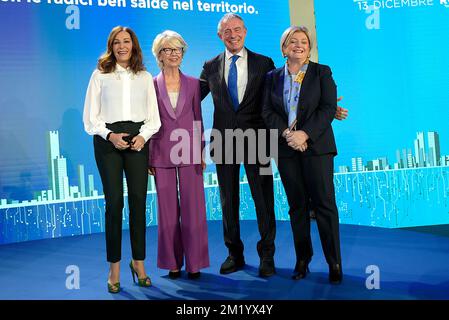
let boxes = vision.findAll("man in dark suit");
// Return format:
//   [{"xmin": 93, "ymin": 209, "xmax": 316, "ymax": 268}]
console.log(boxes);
[{"xmin": 199, "ymin": 13, "xmax": 276, "ymax": 277}]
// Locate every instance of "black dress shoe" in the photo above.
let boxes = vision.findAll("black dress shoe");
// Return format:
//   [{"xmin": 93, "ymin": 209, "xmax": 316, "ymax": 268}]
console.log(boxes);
[
  {"xmin": 292, "ymin": 260, "xmax": 310, "ymax": 280},
  {"xmin": 187, "ymin": 271, "xmax": 201, "ymax": 279},
  {"xmin": 259, "ymin": 258, "xmax": 275, "ymax": 277},
  {"xmin": 168, "ymin": 270, "xmax": 181, "ymax": 279},
  {"xmin": 219, "ymin": 256, "xmax": 245, "ymax": 274},
  {"xmin": 329, "ymin": 264, "xmax": 343, "ymax": 284}
]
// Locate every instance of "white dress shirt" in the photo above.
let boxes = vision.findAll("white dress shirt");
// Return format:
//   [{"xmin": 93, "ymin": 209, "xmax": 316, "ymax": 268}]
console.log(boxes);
[
  {"xmin": 224, "ymin": 47, "xmax": 248, "ymax": 104},
  {"xmin": 83, "ymin": 64, "xmax": 161, "ymax": 142}
]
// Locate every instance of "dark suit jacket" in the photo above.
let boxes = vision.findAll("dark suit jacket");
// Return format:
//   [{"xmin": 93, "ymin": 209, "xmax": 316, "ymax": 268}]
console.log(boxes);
[
  {"xmin": 199, "ymin": 48, "xmax": 275, "ymax": 163},
  {"xmin": 149, "ymin": 72, "xmax": 204, "ymax": 167},
  {"xmin": 262, "ymin": 61, "xmax": 338, "ymax": 158}
]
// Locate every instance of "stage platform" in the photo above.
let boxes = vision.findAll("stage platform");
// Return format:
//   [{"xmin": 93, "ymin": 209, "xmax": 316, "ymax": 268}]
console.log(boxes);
[{"xmin": 1, "ymin": 221, "xmax": 448, "ymax": 300}]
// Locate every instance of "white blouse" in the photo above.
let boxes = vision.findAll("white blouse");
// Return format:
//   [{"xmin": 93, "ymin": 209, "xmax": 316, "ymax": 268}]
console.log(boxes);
[
  {"xmin": 168, "ymin": 91, "xmax": 179, "ymax": 110},
  {"xmin": 83, "ymin": 64, "xmax": 161, "ymax": 142}
]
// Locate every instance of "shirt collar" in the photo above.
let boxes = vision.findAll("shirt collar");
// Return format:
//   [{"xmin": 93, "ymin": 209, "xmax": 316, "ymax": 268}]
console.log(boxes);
[
  {"xmin": 115, "ymin": 63, "xmax": 130, "ymax": 73},
  {"xmin": 225, "ymin": 47, "xmax": 247, "ymax": 61},
  {"xmin": 284, "ymin": 63, "xmax": 292, "ymax": 76},
  {"xmin": 284, "ymin": 62, "xmax": 309, "ymax": 76}
]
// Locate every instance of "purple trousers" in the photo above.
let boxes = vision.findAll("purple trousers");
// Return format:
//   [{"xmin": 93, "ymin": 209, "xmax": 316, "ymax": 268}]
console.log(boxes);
[{"xmin": 154, "ymin": 164, "xmax": 210, "ymax": 272}]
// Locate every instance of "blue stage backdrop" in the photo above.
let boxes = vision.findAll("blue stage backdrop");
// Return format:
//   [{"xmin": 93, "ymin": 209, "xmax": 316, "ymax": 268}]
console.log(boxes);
[
  {"xmin": 1, "ymin": 0, "xmax": 448, "ymax": 245},
  {"xmin": 314, "ymin": 1, "xmax": 449, "ymax": 228}
]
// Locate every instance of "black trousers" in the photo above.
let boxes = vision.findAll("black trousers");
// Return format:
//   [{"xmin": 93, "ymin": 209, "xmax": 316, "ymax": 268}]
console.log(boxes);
[
  {"xmin": 94, "ymin": 121, "xmax": 149, "ymax": 263},
  {"xmin": 216, "ymin": 163, "xmax": 276, "ymax": 260},
  {"xmin": 276, "ymin": 153, "xmax": 341, "ymax": 266}
]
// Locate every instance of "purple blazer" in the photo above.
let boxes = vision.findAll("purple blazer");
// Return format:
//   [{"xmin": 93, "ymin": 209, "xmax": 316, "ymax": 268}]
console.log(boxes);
[{"xmin": 149, "ymin": 71, "xmax": 204, "ymax": 168}]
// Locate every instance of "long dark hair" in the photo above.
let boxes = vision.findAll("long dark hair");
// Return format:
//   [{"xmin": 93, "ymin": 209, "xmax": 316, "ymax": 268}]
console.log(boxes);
[{"xmin": 97, "ymin": 26, "xmax": 145, "ymax": 74}]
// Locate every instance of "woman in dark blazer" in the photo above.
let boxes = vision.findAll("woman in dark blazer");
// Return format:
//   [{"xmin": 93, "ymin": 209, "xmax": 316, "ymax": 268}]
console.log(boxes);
[
  {"xmin": 149, "ymin": 31, "xmax": 209, "ymax": 279},
  {"xmin": 262, "ymin": 26, "xmax": 342, "ymax": 284}
]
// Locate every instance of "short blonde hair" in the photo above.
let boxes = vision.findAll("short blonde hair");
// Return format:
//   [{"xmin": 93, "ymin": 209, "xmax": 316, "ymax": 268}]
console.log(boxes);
[
  {"xmin": 152, "ymin": 30, "xmax": 188, "ymax": 69},
  {"xmin": 280, "ymin": 25, "xmax": 312, "ymax": 58}
]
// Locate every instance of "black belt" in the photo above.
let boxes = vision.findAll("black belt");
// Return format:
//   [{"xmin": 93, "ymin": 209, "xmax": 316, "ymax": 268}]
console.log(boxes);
[{"xmin": 106, "ymin": 121, "xmax": 144, "ymax": 135}]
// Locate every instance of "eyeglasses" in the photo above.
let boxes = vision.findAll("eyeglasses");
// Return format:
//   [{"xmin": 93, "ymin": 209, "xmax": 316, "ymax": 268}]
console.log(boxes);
[{"xmin": 160, "ymin": 47, "xmax": 183, "ymax": 55}]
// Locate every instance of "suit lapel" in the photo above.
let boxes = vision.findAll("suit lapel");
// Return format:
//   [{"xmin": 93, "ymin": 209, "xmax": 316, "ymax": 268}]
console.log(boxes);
[
  {"xmin": 175, "ymin": 72, "xmax": 188, "ymax": 117},
  {"xmin": 273, "ymin": 67, "xmax": 288, "ymax": 121},
  {"xmin": 218, "ymin": 52, "xmax": 225, "ymax": 87},
  {"xmin": 156, "ymin": 72, "xmax": 177, "ymax": 120},
  {"xmin": 239, "ymin": 48, "xmax": 254, "ymax": 107},
  {"xmin": 218, "ymin": 52, "xmax": 236, "ymax": 112},
  {"xmin": 298, "ymin": 61, "xmax": 314, "ymax": 106}
]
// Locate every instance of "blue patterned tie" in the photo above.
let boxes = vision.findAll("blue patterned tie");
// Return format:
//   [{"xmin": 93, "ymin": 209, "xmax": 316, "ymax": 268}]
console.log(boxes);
[{"xmin": 228, "ymin": 55, "xmax": 240, "ymax": 111}]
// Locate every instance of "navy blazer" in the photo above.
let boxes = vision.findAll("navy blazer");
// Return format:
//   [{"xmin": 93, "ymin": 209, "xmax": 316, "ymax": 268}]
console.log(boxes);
[{"xmin": 262, "ymin": 61, "xmax": 338, "ymax": 158}]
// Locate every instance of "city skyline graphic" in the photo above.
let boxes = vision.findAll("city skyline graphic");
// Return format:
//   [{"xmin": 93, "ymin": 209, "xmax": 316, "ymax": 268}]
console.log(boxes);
[
  {"xmin": 335, "ymin": 131, "xmax": 449, "ymax": 228},
  {"xmin": 1, "ymin": 129, "xmax": 448, "ymax": 245}
]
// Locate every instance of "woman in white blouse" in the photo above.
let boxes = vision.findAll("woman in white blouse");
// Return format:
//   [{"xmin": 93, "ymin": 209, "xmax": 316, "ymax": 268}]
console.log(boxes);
[{"xmin": 83, "ymin": 26, "xmax": 161, "ymax": 293}]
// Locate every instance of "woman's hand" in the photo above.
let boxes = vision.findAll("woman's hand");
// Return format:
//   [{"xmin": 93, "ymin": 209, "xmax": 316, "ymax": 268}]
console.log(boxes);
[
  {"xmin": 109, "ymin": 133, "xmax": 131, "ymax": 150},
  {"xmin": 286, "ymin": 130, "xmax": 309, "ymax": 151},
  {"xmin": 148, "ymin": 167, "xmax": 156, "ymax": 176},
  {"xmin": 296, "ymin": 142, "xmax": 308, "ymax": 152},
  {"xmin": 131, "ymin": 135, "xmax": 145, "ymax": 152}
]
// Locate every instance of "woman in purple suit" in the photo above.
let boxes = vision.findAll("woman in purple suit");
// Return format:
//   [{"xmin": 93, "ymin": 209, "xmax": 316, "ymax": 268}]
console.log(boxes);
[{"xmin": 149, "ymin": 30, "xmax": 209, "ymax": 279}]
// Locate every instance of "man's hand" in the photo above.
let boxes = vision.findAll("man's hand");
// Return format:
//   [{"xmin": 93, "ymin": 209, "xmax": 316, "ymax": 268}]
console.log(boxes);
[{"xmin": 335, "ymin": 96, "xmax": 348, "ymax": 120}]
